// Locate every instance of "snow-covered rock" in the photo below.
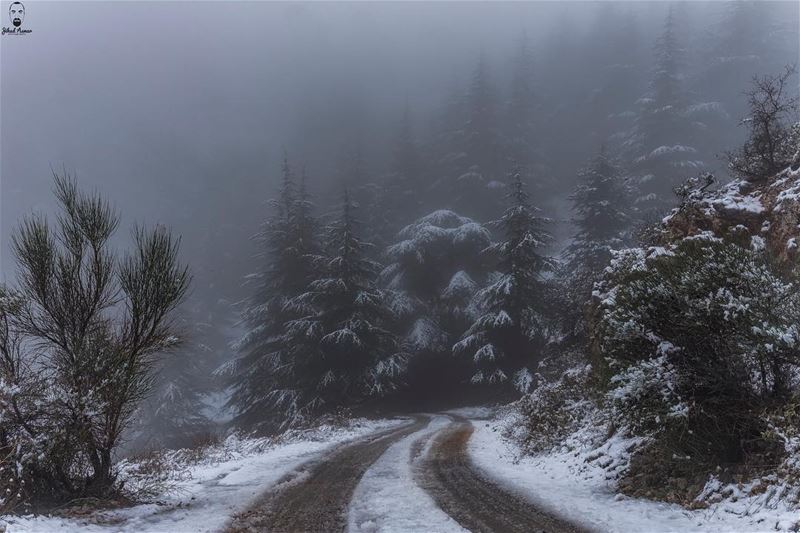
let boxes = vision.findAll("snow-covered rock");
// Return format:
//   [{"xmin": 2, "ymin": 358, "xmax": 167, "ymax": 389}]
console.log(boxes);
[{"xmin": 663, "ymin": 165, "xmax": 800, "ymax": 265}]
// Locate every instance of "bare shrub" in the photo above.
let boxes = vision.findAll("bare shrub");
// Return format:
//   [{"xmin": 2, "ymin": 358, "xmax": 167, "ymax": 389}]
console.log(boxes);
[
  {"xmin": 118, "ymin": 451, "xmax": 181, "ymax": 501},
  {"xmin": 509, "ymin": 364, "xmax": 598, "ymax": 455},
  {"xmin": 728, "ymin": 65, "xmax": 799, "ymax": 182}
]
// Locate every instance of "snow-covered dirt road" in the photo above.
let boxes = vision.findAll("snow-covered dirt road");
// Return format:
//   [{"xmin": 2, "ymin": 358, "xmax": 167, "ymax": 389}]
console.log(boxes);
[
  {"xmin": 416, "ymin": 415, "xmax": 584, "ymax": 533},
  {"xmin": 226, "ymin": 416, "xmax": 430, "ymax": 532},
  {"xmin": 348, "ymin": 414, "xmax": 466, "ymax": 532},
  {"xmin": 0, "ymin": 419, "xmax": 405, "ymax": 533},
  {"xmin": 6, "ymin": 413, "xmax": 795, "ymax": 532},
  {"xmin": 226, "ymin": 413, "xmax": 584, "ymax": 533}
]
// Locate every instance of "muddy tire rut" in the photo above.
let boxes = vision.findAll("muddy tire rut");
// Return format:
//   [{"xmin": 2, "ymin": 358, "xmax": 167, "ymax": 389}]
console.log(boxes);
[
  {"xmin": 415, "ymin": 415, "xmax": 586, "ymax": 533},
  {"xmin": 225, "ymin": 416, "xmax": 428, "ymax": 533}
]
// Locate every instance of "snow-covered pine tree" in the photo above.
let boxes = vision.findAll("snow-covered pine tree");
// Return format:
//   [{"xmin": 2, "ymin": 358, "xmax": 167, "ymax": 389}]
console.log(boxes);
[
  {"xmin": 696, "ymin": 2, "xmax": 790, "ymax": 143},
  {"xmin": 381, "ymin": 209, "xmax": 493, "ymax": 401},
  {"xmin": 281, "ymin": 190, "xmax": 406, "ymax": 417},
  {"xmin": 128, "ymin": 300, "xmax": 213, "ymax": 451},
  {"xmin": 565, "ymin": 147, "xmax": 630, "ymax": 285},
  {"xmin": 623, "ymin": 8, "xmax": 717, "ymax": 219},
  {"xmin": 454, "ymin": 169, "xmax": 553, "ymax": 394},
  {"xmin": 336, "ymin": 141, "xmax": 398, "ymax": 252},
  {"xmin": 137, "ymin": 356, "xmax": 207, "ymax": 450},
  {"xmin": 432, "ymin": 58, "xmax": 506, "ymax": 222},
  {"xmin": 226, "ymin": 155, "xmax": 320, "ymax": 430},
  {"xmin": 560, "ymin": 146, "xmax": 629, "ymax": 344},
  {"xmin": 584, "ymin": 5, "xmax": 647, "ymax": 143},
  {"xmin": 595, "ymin": 236, "xmax": 800, "ymax": 491}
]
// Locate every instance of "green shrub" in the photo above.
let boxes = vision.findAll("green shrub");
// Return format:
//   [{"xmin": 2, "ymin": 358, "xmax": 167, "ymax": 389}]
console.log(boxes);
[{"xmin": 594, "ymin": 235, "xmax": 800, "ymax": 493}]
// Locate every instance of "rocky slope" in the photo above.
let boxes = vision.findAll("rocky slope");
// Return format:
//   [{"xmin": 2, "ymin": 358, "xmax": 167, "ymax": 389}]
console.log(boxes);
[{"xmin": 661, "ymin": 164, "xmax": 800, "ymax": 267}]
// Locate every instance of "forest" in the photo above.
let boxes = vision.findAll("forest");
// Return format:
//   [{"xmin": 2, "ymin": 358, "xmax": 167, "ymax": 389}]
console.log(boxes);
[{"xmin": 1, "ymin": 1, "xmax": 800, "ymax": 531}]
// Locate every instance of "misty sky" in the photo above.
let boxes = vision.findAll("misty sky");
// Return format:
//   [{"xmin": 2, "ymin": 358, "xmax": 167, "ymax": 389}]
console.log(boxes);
[
  {"xmin": 0, "ymin": 1, "xmax": 558, "ymax": 286},
  {"xmin": 2, "ymin": 1, "xmax": 798, "ymax": 303}
]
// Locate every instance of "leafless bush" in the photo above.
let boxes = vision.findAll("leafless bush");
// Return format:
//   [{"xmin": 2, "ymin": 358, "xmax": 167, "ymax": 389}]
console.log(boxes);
[
  {"xmin": 118, "ymin": 451, "xmax": 181, "ymax": 500},
  {"xmin": 728, "ymin": 65, "xmax": 799, "ymax": 182},
  {"xmin": 510, "ymin": 364, "xmax": 598, "ymax": 454},
  {"xmin": 174, "ymin": 431, "xmax": 224, "ymax": 464}
]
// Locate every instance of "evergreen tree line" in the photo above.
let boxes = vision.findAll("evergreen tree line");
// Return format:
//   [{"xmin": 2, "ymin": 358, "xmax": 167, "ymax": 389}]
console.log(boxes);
[
  {"xmin": 119, "ymin": 2, "xmax": 782, "ymax": 435},
  {"xmin": 225, "ymin": 147, "xmax": 633, "ymax": 429},
  {"xmin": 336, "ymin": 1, "xmax": 796, "ymax": 231},
  {"xmin": 223, "ymin": 3, "xmax": 798, "ymax": 431}
]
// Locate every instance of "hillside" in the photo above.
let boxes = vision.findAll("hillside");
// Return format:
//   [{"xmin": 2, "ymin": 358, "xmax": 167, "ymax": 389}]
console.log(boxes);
[{"xmin": 663, "ymin": 162, "xmax": 800, "ymax": 266}]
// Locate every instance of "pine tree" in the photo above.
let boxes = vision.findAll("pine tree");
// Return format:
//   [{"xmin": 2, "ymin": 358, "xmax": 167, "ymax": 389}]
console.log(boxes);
[
  {"xmin": 584, "ymin": 6, "xmax": 647, "ymax": 142},
  {"xmin": 624, "ymin": 8, "xmax": 710, "ymax": 219},
  {"xmin": 338, "ymin": 141, "xmax": 367, "ymax": 190},
  {"xmin": 0, "ymin": 174, "xmax": 189, "ymax": 502},
  {"xmin": 281, "ymin": 190, "xmax": 406, "ymax": 418},
  {"xmin": 225, "ymin": 155, "xmax": 320, "ymax": 430},
  {"xmin": 561, "ymin": 147, "xmax": 629, "ymax": 344},
  {"xmin": 536, "ymin": 8, "xmax": 588, "ymax": 197},
  {"xmin": 435, "ymin": 58, "xmax": 506, "ymax": 221},
  {"xmin": 454, "ymin": 169, "xmax": 553, "ymax": 394},
  {"xmin": 382, "ymin": 209, "xmax": 494, "ymax": 401},
  {"xmin": 436, "ymin": 77, "xmax": 468, "ymax": 157},
  {"xmin": 697, "ymin": 1, "xmax": 782, "ymax": 134},
  {"xmin": 295, "ymin": 167, "xmax": 318, "ymax": 259},
  {"xmin": 651, "ymin": 10, "xmax": 683, "ymax": 108},
  {"xmin": 565, "ymin": 147, "xmax": 630, "ymax": 280},
  {"xmin": 372, "ymin": 105, "xmax": 428, "ymax": 239},
  {"xmin": 129, "ymin": 300, "xmax": 213, "ymax": 451},
  {"xmin": 337, "ymin": 141, "xmax": 397, "ymax": 252}
]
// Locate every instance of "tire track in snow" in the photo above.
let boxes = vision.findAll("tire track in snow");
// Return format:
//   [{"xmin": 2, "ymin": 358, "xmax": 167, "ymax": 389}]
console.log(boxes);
[
  {"xmin": 348, "ymin": 414, "xmax": 467, "ymax": 533},
  {"xmin": 225, "ymin": 416, "xmax": 428, "ymax": 533},
  {"xmin": 416, "ymin": 415, "xmax": 586, "ymax": 533}
]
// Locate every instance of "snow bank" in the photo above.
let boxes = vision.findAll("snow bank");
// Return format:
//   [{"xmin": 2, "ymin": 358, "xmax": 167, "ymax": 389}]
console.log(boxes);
[
  {"xmin": 1, "ymin": 418, "xmax": 405, "ymax": 533},
  {"xmin": 469, "ymin": 414, "xmax": 800, "ymax": 532},
  {"xmin": 348, "ymin": 415, "xmax": 465, "ymax": 533},
  {"xmin": 712, "ymin": 189, "xmax": 764, "ymax": 214}
]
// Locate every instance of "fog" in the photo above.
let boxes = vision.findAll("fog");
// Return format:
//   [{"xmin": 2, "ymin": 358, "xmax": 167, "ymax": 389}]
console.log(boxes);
[
  {"xmin": 1, "ymin": 1, "xmax": 798, "ymax": 445},
  {"xmin": 1, "ymin": 1, "xmax": 577, "ymax": 292}
]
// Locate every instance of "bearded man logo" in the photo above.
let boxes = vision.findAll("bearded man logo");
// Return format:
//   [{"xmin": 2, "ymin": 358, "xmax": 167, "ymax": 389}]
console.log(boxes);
[{"xmin": 9, "ymin": 1, "xmax": 24, "ymax": 27}]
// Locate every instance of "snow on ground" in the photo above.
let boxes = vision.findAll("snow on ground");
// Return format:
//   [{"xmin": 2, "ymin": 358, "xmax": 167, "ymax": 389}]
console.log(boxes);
[
  {"xmin": 713, "ymin": 189, "xmax": 765, "ymax": 214},
  {"xmin": 348, "ymin": 415, "xmax": 466, "ymax": 533},
  {"xmin": 1, "ymin": 418, "xmax": 405, "ymax": 533},
  {"xmin": 468, "ymin": 415, "xmax": 800, "ymax": 533}
]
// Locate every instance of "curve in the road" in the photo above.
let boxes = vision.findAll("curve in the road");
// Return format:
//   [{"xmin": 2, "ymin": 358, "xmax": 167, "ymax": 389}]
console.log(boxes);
[
  {"xmin": 415, "ymin": 415, "xmax": 587, "ymax": 533},
  {"xmin": 225, "ymin": 415, "xmax": 429, "ymax": 533}
]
